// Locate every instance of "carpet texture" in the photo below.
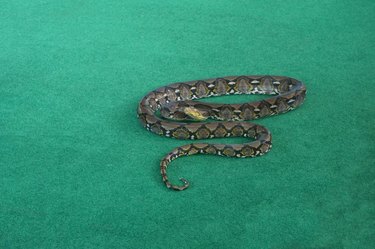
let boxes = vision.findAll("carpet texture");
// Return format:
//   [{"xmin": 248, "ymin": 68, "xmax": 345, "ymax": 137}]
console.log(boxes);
[{"xmin": 1, "ymin": 0, "xmax": 374, "ymax": 248}]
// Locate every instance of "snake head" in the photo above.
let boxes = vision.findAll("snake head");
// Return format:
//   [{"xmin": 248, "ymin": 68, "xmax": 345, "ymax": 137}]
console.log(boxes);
[
  {"xmin": 160, "ymin": 102, "xmax": 209, "ymax": 121},
  {"xmin": 183, "ymin": 107, "xmax": 208, "ymax": 121}
]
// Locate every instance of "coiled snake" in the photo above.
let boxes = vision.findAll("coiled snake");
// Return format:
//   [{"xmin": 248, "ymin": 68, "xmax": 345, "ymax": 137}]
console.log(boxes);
[{"xmin": 137, "ymin": 75, "xmax": 306, "ymax": 191}]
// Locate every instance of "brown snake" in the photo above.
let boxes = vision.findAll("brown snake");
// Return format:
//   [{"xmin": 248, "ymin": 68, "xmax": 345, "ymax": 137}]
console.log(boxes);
[{"xmin": 137, "ymin": 75, "xmax": 306, "ymax": 191}]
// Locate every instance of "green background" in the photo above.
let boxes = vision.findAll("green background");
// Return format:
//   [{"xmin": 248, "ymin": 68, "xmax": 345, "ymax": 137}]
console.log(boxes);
[{"xmin": 1, "ymin": 0, "xmax": 374, "ymax": 248}]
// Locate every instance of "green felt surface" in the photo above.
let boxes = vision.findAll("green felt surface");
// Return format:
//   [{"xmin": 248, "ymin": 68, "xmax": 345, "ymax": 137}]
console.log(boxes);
[{"xmin": 1, "ymin": 1, "xmax": 374, "ymax": 248}]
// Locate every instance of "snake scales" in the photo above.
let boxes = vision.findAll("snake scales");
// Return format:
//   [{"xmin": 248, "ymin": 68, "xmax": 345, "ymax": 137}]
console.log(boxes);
[{"xmin": 137, "ymin": 75, "xmax": 306, "ymax": 191}]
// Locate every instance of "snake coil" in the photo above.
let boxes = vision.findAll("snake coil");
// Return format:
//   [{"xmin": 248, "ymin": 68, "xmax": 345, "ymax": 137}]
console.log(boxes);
[{"xmin": 137, "ymin": 75, "xmax": 306, "ymax": 191}]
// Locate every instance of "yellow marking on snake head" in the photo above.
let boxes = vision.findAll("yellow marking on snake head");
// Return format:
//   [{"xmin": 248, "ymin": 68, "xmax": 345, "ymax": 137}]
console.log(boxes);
[{"xmin": 184, "ymin": 107, "xmax": 207, "ymax": 121}]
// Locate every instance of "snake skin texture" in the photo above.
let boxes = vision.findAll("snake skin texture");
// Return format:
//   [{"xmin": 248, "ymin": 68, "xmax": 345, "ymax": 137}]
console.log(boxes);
[{"xmin": 137, "ymin": 75, "xmax": 306, "ymax": 191}]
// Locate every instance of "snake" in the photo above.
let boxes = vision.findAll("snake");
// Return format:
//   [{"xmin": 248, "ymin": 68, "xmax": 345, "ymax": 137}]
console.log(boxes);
[{"xmin": 137, "ymin": 75, "xmax": 306, "ymax": 191}]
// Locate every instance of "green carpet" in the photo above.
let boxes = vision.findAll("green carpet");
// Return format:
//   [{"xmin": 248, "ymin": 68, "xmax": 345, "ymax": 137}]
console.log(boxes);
[{"xmin": 1, "ymin": 1, "xmax": 374, "ymax": 248}]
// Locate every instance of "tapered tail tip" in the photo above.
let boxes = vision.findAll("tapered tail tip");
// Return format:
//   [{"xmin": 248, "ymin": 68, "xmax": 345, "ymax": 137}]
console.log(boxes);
[{"xmin": 166, "ymin": 178, "xmax": 190, "ymax": 191}]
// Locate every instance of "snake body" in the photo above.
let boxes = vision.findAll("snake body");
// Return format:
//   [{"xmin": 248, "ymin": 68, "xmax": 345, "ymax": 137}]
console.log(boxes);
[{"xmin": 137, "ymin": 75, "xmax": 306, "ymax": 191}]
